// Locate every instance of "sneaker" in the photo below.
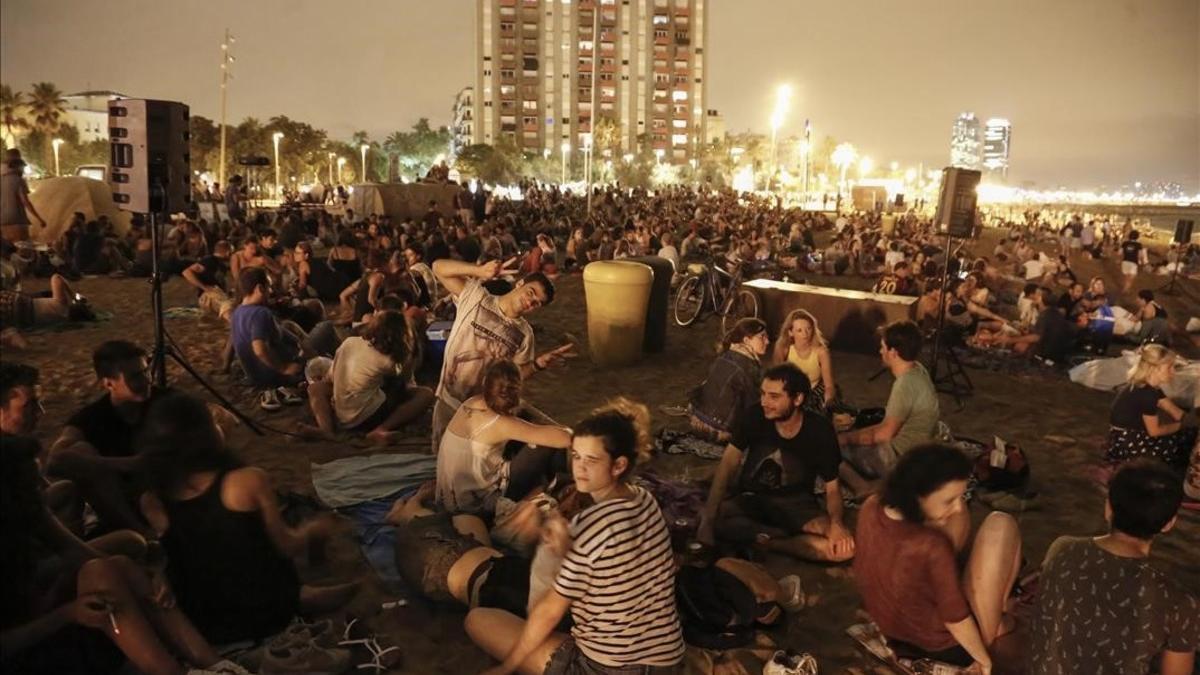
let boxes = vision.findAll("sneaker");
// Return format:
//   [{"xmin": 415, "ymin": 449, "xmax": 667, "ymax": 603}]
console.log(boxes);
[
  {"xmin": 187, "ymin": 660, "xmax": 255, "ymax": 675},
  {"xmin": 762, "ymin": 650, "xmax": 818, "ymax": 675},
  {"xmin": 659, "ymin": 404, "xmax": 689, "ymax": 417},
  {"xmin": 260, "ymin": 642, "xmax": 350, "ymax": 675},
  {"xmin": 277, "ymin": 387, "xmax": 304, "ymax": 406},
  {"xmin": 260, "ymin": 389, "xmax": 283, "ymax": 411},
  {"xmin": 272, "ymin": 619, "xmax": 337, "ymax": 650}
]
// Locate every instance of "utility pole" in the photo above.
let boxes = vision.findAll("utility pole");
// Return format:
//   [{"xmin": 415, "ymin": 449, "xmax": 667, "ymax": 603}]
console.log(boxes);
[{"xmin": 218, "ymin": 28, "xmax": 234, "ymax": 189}]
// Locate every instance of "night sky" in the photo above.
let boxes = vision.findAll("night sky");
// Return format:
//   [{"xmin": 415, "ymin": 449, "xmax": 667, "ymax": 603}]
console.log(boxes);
[{"xmin": 3, "ymin": 0, "xmax": 1197, "ymax": 188}]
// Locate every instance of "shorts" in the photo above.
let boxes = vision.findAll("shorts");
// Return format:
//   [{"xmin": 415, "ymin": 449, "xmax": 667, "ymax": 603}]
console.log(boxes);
[
  {"xmin": 393, "ymin": 512, "xmax": 481, "ymax": 603},
  {"xmin": 350, "ymin": 382, "xmax": 410, "ymax": 431},
  {"xmin": 470, "ymin": 554, "xmax": 532, "ymax": 616},
  {"xmin": 545, "ymin": 638, "xmax": 681, "ymax": 675},
  {"xmin": 1121, "ymin": 260, "xmax": 1138, "ymax": 276}
]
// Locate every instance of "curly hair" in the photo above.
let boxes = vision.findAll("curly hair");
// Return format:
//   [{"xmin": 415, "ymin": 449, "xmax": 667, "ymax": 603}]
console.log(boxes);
[
  {"xmin": 880, "ymin": 443, "xmax": 973, "ymax": 523},
  {"xmin": 573, "ymin": 397, "xmax": 652, "ymax": 481}
]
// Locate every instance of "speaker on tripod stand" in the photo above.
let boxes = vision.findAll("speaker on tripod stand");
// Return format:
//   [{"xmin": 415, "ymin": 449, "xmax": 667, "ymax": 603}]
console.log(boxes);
[
  {"xmin": 927, "ymin": 167, "xmax": 981, "ymax": 408},
  {"xmin": 109, "ymin": 99, "xmax": 262, "ymax": 433}
]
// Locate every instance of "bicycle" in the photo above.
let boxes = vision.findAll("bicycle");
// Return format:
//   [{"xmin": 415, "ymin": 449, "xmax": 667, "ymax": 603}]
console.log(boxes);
[{"xmin": 673, "ymin": 254, "xmax": 760, "ymax": 333}]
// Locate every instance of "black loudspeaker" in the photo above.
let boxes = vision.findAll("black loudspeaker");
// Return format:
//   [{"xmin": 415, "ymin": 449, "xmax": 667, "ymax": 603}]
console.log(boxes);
[
  {"xmin": 894, "ymin": 193, "xmax": 905, "ymax": 207},
  {"xmin": 1174, "ymin": 219, "xmax": 1195, "ymax": 245},
  {"xmin": 109, "ymin": 99, "xmax": 190, "ymax": 214},
  {"xmin": 934, "ymin": 167, "xmax": 981, "ymax": 238}
]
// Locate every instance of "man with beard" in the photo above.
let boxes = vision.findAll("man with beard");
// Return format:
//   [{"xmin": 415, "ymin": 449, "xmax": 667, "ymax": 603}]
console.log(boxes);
[
  {"xmin": 47, "ymin": 341, "xmax": 162, "ymax": 536},
  {"xmin": 697, "ymin": 363, "xmax": 855, "ymax": 562}
]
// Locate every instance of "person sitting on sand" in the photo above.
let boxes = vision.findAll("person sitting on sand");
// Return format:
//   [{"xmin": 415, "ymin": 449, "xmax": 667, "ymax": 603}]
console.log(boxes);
[
  {"xmin": 430, "ymin": 258, "xmax": 573, "ymax": 453},
  {"xmin": 854, "ymin": 444, "xmax": 1021, "ymax": 674},
  {"xmin": 1029, "ymin": 459, "xmax": 1198, "ymax": 675},
  {"xmin": 386, "ymin": 481, "xmax": 534, "ymax": 614},
  {"xmin": 697, "ymin": 363, "xmax": 854, "ymax": 563},
  {"xmin": 771, "ymin": 309, "xmax": 837, "ymax": 414},
  {"xmin": 987, "ymin": 287, "xmax": 1076, "ymax": 363},
  {"xmin": 230, "ymin": 267, "xmax": 307, "ymax": 411},
  {"xmin": 47, "ymin": 341, "xmax": 162, "ymax": 537},
  {"xmin": 437, "ymin": 360, "xmax": 572, "ymax": 516},
  {"xmin": 1125, "ymin": 288, "xmax": 1171, "ymax": 346},
  {"xmin": 688, "ymin": 318, "xmax": 770, "ymax": 442},
  {"xmin": 465, "ymin": 399, "xmax": 686, "ymax": 675},
  {"xmin": 325, "ymin": 310, "xmax": 434, "ymax": 445},
  {"xmin": 136, "ymin": 391, "xmax": 355, "ymax": 646},
  {"xmin": 181, "ymin": 241, "xmax": 234, "ymax": 322},
  {"xmin": 291, "ymin": 241, "xmax": 349, "ymax": 303},
  {"xmin": 1105, "ymin": 344, "xmax": 1196, "ymax": 470},
  {"xmin": 228, "ymin": 233, "xmax": 278, "ymax": 290},
  {"xmin": 838, "ymin": 321, "xmax": 940, "ymax": 497}
]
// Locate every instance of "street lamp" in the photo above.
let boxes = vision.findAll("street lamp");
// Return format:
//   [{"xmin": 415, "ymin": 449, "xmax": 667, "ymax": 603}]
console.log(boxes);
[
  {"xmin": 560, "ymin": 142, "xmax": 570, "ymax": 184},
  {"xmin": 272, "ymin": 132, "xmax": 284, "ymax": 200},
  {"xmin": 51, "ymin": 138, "xmax": 64, "ymax": 176},
  {"xmin": 769, "ymin": 84, "xmax": 792, "ymax": 176},
  {"xmin": 360, "ymin": 144, "xmax": 370, "ymax": 183},
  {"xmin": 831, "ymin": 142, "xmax": 857, "ymax": 210},
  {"xmin": 858, "ymin": 156, "xmax": 874, "ymax": 180},
  {"xmin": 327, "ymin": 152, "xmax": 335, "ymax": 185},
  {"xmin": 337, "ymin": 157, "xmax": 346, "ymax": 184},
  {"xmin": 654, "ymin": 148, "xmax": 664, "ymax": 165}
]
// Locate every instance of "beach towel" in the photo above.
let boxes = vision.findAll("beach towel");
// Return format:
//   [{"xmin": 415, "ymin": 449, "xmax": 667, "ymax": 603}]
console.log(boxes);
[
  {"xmin": 310, "ymin": 453, "xmax": 437, "ymax": 508},
  {"xmin": 336, "ymin": 487, "xmax": 420, "ymax": 595}
]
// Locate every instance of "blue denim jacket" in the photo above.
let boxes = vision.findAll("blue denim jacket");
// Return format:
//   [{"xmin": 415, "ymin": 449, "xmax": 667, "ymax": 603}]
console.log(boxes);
[{"xmin": 689, "ymin": 350, "xmax": 761, "ymax": 433}]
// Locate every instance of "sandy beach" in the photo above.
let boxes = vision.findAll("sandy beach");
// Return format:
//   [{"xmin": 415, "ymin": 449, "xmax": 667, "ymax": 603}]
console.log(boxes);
[{"xmin": 10, "ymin": 225, "xmax": 1199, "ymax": 673}]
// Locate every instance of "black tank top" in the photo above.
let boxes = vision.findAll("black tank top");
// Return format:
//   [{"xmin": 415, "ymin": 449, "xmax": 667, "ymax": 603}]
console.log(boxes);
[
  {"xmin": 306, "ymin": 261, "xmax": 348, "ymax": 301},
  {"xmin": 329, "ymin": 256, "xmax": 362, "ymax": 285},
  {"xmin": 161, "ymin": 471, "xmax": 299, "ymax": 644}
]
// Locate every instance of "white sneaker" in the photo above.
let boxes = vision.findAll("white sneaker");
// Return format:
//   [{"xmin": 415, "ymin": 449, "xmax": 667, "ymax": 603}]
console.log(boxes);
[
  {"xmin": 187, "ymin": 659, "xmax": 255, "ymax": 675},
  {"xmin": 762, "ymin": 650, "xmax": 818, "ymax": 675},
  {"xmin": 260, "ymin": 389, "xmax": 282, "ymax": 411},
  {"xmin": 276, "ymin": 387, "xmax": 304, "ymax": 406},
  {"xmin": 777, "ymin": 575, "xmax": 805, "ymax": 612}
]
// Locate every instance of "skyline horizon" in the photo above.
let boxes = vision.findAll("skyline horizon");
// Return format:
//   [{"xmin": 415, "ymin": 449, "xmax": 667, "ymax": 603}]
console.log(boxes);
[{"xmin": 2, "ymin": 1, "xmax": 1196, "ymax": 189}]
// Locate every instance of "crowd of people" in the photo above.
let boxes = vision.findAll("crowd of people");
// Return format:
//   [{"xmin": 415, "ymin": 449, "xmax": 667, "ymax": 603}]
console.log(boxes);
[{"xmin": 2, "ymin": 163, "xmax": 1198, "ymax": 675}]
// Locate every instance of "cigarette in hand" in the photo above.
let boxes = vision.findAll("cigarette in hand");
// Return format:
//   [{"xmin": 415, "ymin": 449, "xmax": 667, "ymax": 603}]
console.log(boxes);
[{"xmin": 108, "ymin": 610, "xmax": 120, "ymax": 635}]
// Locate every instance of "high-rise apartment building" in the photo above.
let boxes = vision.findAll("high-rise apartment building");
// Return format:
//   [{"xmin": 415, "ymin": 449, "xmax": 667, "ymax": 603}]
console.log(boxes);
[
  {"xmin": 982, "ymin": 117, "xmax": 1011, "ymax": 180},
  {"xmin": 474, "ymin": 0, "xmax": 708, "ymax": 164},
  {"xmin": 949, "ymin": 112, "xmax": 981, "ymax": 170},
  {"xmin": 451, "ymin": 87, "xmax": 475, "ymax": 158}
]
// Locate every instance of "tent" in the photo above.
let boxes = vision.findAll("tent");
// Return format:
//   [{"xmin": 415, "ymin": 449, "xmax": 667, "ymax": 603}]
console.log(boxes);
[
  {"xmin": 346, "ymin": 182, "xmax": 460, "ymax": 222},
  {"xmin": 27, "ymin": 177, "xmax": 132, "ymax": 244}
]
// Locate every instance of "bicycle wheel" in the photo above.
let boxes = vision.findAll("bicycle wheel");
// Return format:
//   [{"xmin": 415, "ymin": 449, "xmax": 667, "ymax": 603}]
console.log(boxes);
[
  {"xmin": 720, "ymin": 289, "xmax": 759, "ymax": 335},
  {"xmin": 674, "ymin": 275, "xmax": 705, "ymax": 326}
]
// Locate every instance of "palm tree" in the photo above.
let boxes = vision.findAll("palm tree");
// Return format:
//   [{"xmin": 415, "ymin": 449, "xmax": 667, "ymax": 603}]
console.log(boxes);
[
  {"xmin": 27, "ymin": 82, "xmax": 67, "ymax": 170},
  {"xmin": 0, "ymin": 85, "xmax": 29, "ymax": 149}
]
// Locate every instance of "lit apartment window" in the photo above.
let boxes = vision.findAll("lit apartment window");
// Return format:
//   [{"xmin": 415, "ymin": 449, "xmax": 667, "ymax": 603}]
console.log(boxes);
[
  {"xmin": 523, "ymin": 100, "xmax": 538, "ymax": 110},
  {"xmin": 672, "ymin": 90, "xmax": 688, "ymax": 101},
  {"xmin": 500, "ymin": 85, "xmax": 516, "ymax": 96},
  {"xmin": 653, "ymin": 14, "xmax": 669, "ymax": 24},
  {"xmin": 672, "ymin": 133, "xmax": 688, "ymax": 145},
  {"xmin": 672, "ymin": 119, "xmax": 687, "ymax": 128},
  {"xmin": 500, "ymin": 6, "xmax": 516, "ymax": 16}
]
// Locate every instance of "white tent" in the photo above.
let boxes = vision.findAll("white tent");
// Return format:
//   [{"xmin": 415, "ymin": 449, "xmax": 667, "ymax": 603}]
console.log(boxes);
[
  {"xmin": 27, "ymin": 177, "xmax": 132, "ymax": 244},
  {"xmin": 346, "ymin": 182, "xmax": 460, "ymax": 222}
]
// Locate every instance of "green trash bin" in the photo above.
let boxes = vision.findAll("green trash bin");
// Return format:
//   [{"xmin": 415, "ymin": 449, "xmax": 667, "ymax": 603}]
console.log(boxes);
[{"xmin": 583, "ymin": 261, "xmax": 653, "ymax": 367}]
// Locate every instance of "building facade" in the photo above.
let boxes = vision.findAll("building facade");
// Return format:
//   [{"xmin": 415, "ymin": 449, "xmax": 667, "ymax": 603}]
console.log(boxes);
[
  {"xmin": 982, "ymin": 117, "xmax": 1011, "ymax": 180},
  {"xmin": 474, "ymin": 0, "xmax": 709, "ymax": 164},
  {"xmin": 949, "ymin": 112, "xmax": 981, "ymax": 171},
  {"xmin": 62, "ymin": 91, "xmax": 127, "ymax": 143},
  {"xmin": 451, "ymin": 86, "xmax": 475, "ymax": 158},
  {"xmin": 703, "ymin": 108, "xmax": 724, "ymax": 144}
]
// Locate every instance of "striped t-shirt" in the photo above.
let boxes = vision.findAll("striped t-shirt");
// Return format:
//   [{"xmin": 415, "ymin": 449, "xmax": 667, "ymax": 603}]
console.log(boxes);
[{"xmin": 553, "ymin": 485, "xmax": 685, "ymax": 667}]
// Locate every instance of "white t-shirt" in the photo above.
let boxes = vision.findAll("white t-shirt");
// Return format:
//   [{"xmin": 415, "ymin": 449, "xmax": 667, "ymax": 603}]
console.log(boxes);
[
  {"xmin": 331, "ymin": 336, "xmax": 397, "ymax": 427},
  {"xmin": 657, "ymin": 245, "xmax": 680, "ymax": 272},
  {"xmin": 884, "ymin": 249, "xmax": 905, "ymax": 271},
  {"xmin": 436, "ymin": 278, "xmax": 535, "ymax": 410}
]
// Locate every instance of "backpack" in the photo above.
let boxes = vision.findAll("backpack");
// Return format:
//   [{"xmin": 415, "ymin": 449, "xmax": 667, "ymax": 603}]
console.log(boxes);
[{"xmin": 675, "ymin": 565, "xmax": 760, "ymax": 650}]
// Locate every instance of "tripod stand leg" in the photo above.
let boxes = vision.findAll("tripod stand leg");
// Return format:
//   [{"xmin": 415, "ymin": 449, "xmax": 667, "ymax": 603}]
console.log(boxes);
[{"xmin": 163, "ymin": 345, "xmax": 265, "ymax": 435}]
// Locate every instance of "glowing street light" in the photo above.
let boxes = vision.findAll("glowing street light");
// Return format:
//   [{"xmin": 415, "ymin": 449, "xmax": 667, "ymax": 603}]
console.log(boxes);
[
  {"xmin": 360, "ymin": 144, "xmax": 370, "ymax": 183},
  {"xmin": 51, "ymin": 138, "xmax": 64, "ymax": 176},
  {"xmin": 769, "ymin": 84, "xmax": 792, "ymax": 175},
  {"xmin": 904, "ymin": 168, "xmax": 917, "ymax": 184},
  {"xmin": 560, "ymin": 141, "xmax": 570, "ymax": 184},
  {"xmin": 654, "ymin": 148, "xmax": 665, "ymax": 165},
  {"xmin": 272, "ymin": 132, "xmax": 284, "ymax": 199},
  {"xmin": 336, "ymin": 156, "xmax": 346, "ymax": 184},
  {"xmin": 858, "ymin": 156, "xmax": 874, "ymax": 180}
]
